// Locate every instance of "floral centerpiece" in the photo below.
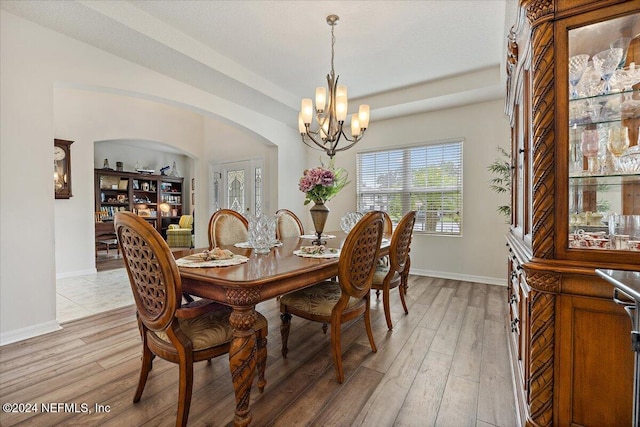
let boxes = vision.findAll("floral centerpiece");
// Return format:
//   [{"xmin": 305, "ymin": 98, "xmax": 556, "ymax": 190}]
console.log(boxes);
[
  {"xmin": 298, "ymin": 159, "xmax": 349, "ymax": 244},
  {"xmin": 298, "ymin": 159, "xmax": 349, "ymax": 205}
]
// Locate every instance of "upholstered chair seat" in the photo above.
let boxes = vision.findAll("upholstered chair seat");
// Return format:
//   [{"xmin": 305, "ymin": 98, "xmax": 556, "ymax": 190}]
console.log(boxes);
[
  {"xmin": 372, "ymin": 265, "xmax": 400, "ymax": 286},
  {"xmin": 279, "ymin": 282, "xmax": 361, "ymax": 316},
  {"xmin": 153, "ymin": 305, "xmax": 268, "ymax": 351}
]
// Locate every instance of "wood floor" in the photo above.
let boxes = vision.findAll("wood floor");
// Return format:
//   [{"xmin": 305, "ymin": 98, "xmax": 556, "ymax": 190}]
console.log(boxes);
[{"xmin": 0, "ymin": 276, "xmax": 516, "ymax": 427}]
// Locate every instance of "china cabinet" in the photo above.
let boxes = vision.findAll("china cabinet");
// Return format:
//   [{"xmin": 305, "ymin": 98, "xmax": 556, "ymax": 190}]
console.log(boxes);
[
  {"xmin": 505, "ymin": 1, "xmax": 639, "ymax": 426},
  {"xmin": 94, "ymin": 169, "xmax": 184, "ymax": 237}
]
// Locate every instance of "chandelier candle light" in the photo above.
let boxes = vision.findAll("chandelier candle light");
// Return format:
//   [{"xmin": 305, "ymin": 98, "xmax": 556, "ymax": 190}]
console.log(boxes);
[{"xmin": 299, "ymin": 14, "xmax": 370, "ymax": 158}]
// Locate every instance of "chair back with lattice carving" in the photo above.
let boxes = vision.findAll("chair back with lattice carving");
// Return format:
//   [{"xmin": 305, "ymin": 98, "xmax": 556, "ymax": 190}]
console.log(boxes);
[
  {"xmin": 115, "ymin": 212, "xmax": 182, "ymax": 332},
  {"xmin": 337, "ymin": 211, "xmax": 384, "ymax": 300},
  {"xmin": 207, "ymin": 209, "xmax": 248, "ymax": 249},
  {"xmin": 389, "ymin": 211, "xmax": 416, "ymax": 274}
]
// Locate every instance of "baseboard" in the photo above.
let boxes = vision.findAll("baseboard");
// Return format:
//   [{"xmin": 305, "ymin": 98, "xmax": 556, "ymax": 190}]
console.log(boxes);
[
  {"xmin": 0, "ymin": 320, "xmax": 61, "ymax": 346},
  {"xmin": 410, "ymin": 268, "xmax": 507, "ymax": 286},
  {"xmin": 56, "ymin": 268, "xmax": 97, "ymax": 279}
]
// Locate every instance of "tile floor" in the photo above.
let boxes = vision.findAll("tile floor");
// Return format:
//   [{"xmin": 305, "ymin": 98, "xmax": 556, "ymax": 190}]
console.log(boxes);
[{"xmin": 56, "ymin": 267, "xmax": 132, "ymax": 323}]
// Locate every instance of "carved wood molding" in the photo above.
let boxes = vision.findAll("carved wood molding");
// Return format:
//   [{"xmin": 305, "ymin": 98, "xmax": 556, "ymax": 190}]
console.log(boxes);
[
  {"xmin": 226, "ymin": 287, "xmax": 261, "ymax": 306},
  {"xmin": 529, "ymin": 19, "xmax": 556, "ymax": 260},
  {"xmin": 226, "ymin": 288, "xmax": 261, "ymax": 333},
  {"xmin": 522, "ymin": 0, "xmax": 554, "ymax": 25},
  {"xmin": 505, "ymin": 26, "xmax": 519, "ymax": 124},
  {"xmin": 528, "ymin": 288, "xmax": 555, "ymax": 427},
  {"xmin": 526, "ymin": 270, "xmax": 560, "ymax": 293}
]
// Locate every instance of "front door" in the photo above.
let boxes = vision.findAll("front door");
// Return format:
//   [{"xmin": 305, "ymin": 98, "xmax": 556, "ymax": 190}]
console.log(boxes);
[{"xmin": 216, "ymin": 159, "xmax": 264, "ymax": 216}]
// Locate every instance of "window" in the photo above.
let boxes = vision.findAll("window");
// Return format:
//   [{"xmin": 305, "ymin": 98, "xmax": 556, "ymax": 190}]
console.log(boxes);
[{"xmin": 356, "ymin": 141, "xmax": 463, "ymax": 235}]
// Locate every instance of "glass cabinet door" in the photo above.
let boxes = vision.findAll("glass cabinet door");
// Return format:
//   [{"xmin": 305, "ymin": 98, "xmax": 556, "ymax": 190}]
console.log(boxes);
[{"xmin": 563, "ymin": 9, "xmax": 640, "ymax": 256}]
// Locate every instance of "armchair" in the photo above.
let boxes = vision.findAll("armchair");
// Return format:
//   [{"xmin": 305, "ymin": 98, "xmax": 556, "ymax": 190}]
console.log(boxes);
[{"xmin": 166, "ymin": 215, "xmax": 193, "ymax": 248}]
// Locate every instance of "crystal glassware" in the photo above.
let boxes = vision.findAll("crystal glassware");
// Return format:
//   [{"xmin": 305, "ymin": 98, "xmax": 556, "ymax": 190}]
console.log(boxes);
[
  {"xmin": 581, "ymin": 129, "xmax": 600, "ymax": 174},
  {"xmin": 592, "ymin": 48, "xmax": 623, "ymax": 94},
  {"xmin": 610, "ymin": 37, "xmax": 632, "ymax": 69},
  {"xmin": 248, "ymin": 214, "xmax": 276, "ymax": 254},
  {"xmin": 568, "ymin": 54, "xmax": 590, "ymax": 99},
  {"xmin": 608, "ymin": 127, "xmax": 630, "ymax": 171},
  {"xmin": 613, "ymin": 64, "xmax": 640, "ymax": 114}
]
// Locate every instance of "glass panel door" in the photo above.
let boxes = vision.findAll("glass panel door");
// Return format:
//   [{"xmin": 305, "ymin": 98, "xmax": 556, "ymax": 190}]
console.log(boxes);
[
  {"xmin": 564, "ymin": 11, "xmax": 640, "ymax": 255},
  {"xmin": 217, "ymin": 159, "xmax": 264, "ymax": 216}
]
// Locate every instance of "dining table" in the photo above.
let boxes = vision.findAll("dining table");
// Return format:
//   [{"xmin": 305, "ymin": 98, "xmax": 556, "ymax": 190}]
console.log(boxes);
[{"xmin": 173, "ymin": 231, "xmax": 390, "ymax": 426}]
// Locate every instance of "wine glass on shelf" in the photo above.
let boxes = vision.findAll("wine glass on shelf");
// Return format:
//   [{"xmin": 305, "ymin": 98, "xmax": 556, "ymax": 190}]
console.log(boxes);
[
  {"xmin": 569, "ymin": 54, "xmax": 590, "ymax": 99},
  {"xmin": 610, "ymin": 37, "xmax": 632, "ymax": 69},
  {"xmin": 592, "ymin": 48, "xmax": 623, "ymax": 94},
  {"xmin": 613, "ymin": 64, "xmax": 640, "ymax": 114},
  {"xmin": 581, "ymin": 129, "xmax": 600, "ymax": 174},
  {"xmin": 576, "ymin": 65, "xmax": 605, "ymax": 122},
  {"xmin": 608, "ymin": 126, "xmax": 630, "ymax": 172}
]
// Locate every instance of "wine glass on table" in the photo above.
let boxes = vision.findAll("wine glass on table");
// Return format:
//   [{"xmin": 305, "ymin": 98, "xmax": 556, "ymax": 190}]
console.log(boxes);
[
  {"xmin": 608, "ymin": 126, "xmax": 630, "ymax": 172},
  {"xmin": 581, "ymin": 129, "xmax": 600, "ymax": 174}
]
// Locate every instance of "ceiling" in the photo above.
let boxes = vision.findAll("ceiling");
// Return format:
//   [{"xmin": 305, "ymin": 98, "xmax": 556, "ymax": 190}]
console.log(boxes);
[{"xmin": 1, "ymin": 0, "xmax": 509, "ymax": 125}]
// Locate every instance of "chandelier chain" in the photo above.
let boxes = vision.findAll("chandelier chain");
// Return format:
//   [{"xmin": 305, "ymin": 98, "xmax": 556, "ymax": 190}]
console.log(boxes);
[{"xmin": 330, "ymin": 24, "xmax": 335, "ymax": 75}]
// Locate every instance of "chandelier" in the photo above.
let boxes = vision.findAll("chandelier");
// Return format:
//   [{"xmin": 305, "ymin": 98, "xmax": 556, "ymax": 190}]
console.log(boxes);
[{"xmin": 298, "ymin": 14, "xmax": 370, "ymax": 158}]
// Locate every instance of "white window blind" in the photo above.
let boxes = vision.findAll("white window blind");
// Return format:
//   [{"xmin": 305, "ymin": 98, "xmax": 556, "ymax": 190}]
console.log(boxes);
[{"xmin": 356, "ymin": 141, "xmax": 463, "ymax": 235}]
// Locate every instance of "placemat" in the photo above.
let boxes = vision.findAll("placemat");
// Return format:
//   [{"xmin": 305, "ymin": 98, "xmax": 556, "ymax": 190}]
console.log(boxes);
[
  {"xmin": 234, "ymin": 241, "xmax": 283, "ymax": 249},
  {"xmin": 176, "ymin": 253, "xmax": 249, "ymax": 268},
  {"xmin": 299, "ymin": 234, "xmax": 336, "ymax": 239}
]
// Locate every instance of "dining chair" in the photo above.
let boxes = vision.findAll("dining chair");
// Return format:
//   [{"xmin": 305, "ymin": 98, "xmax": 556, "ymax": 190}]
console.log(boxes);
[
  {"xmin": 114, "ymin": 212, "xmax": 268, "ymax": 427},
  {"xmin": 279, "ymin": 210, "xmax": 385, "ymax": 383},
  {"xmin": 382, "ymin": 211, "xmax": 393, "ymax": 235},
  {"xmin": 372, "ymin": 210, "xmax": 416, "ymax": 330},
  {"xmin": 275, "ymin": 208, "xmax": 304, "ymax": 240},
  {"xmin": 207, "ymin": 209, "xmax": 248, "ymax": 249}
]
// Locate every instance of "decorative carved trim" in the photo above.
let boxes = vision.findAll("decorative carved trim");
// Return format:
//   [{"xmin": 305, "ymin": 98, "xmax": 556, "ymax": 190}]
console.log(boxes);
[
  {"xmin": 226, "ymin": 288, "xmax": 261, "ymax": 333},
  {"xmin": 226, "ymin": 287, "xmax": 261, "ymax": 306},
  {"xmin": 229, "ymin": 333, "xmax": 257, "ymax": 426},
  {"xmin": 526, "ymin": 270, "xmax": 560, "ymax": 293},
  {"xmin": 505, "ymin": 26, "xmax": 519, "ymax": 122},
  {"xmin": 522, "ymin": 0, "xmax": 554, "ymax": 25},
  {"xmin": 529, "ymin": 20, "xmax": 556, "ymax": 260},
  {"xmin": 229, "ymin": 309, "xmax": 258, "ymax": 333},
  {"xmin": 528, "ymin": 289, "xmax": 555, "ymax": 427}
]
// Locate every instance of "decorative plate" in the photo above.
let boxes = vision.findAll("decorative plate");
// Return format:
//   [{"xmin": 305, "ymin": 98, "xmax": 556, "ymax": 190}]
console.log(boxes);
[{"xmin": 293, "ymin": 246, "xmax": 340, "ymax": 259}]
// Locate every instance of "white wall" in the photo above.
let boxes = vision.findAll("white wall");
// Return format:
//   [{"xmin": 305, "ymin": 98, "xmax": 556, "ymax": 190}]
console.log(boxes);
[
  {"xmin": 93, "ymin": 142, "xmax": 190, "ymax": 177},
  {"xmin": 0, "ymin": 10, "xmax": 299, "ymax": 345},
  {"xmin": 310, "ymin": 99, "xmax": 511, "ymax": 284},
  {"xmin": 54, "ymin": 88, "xmax": 204, "ymax": 277}
]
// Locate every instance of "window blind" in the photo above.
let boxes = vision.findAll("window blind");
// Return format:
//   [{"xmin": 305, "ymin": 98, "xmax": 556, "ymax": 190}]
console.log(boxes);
[{"xmin": 356, "ymin": 141, "xmax": 463, "ymax": 235}]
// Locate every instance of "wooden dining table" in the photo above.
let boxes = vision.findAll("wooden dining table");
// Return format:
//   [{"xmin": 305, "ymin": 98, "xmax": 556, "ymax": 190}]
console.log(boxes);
[{"xmin": 173, "ymin": 232, "xmax": 390, "ymax": 426}]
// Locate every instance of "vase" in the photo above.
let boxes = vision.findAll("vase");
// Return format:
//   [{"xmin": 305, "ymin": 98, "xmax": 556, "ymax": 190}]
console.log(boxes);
[{"xmin": 309, "ymin": 201, "xmax": 329, "ymax": 245}]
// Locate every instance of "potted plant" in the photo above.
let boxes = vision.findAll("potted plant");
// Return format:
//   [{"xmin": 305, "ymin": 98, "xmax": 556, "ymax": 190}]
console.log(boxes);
[{"xmin": 487, "ymin": 146, "xmax": 511, "ymax": 218}]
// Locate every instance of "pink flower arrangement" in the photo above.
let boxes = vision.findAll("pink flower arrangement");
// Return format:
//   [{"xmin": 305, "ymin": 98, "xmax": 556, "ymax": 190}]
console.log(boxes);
[{"xmin": 299, "ymin": 159, "xmax": 349, "ymax": 205}]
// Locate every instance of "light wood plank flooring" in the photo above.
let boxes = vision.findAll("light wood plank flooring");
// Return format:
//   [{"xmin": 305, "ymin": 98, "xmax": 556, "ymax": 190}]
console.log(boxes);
[{"xmin": 0, "ymin": 276, "xmax": 516, "ymax": 426}]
